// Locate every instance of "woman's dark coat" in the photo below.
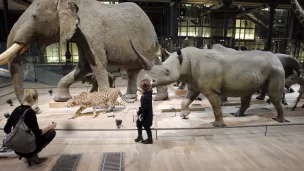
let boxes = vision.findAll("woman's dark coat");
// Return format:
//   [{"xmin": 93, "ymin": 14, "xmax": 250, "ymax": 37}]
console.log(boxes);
[{"xmin": 137, "ymin": 90, "xmax": 153, "ymax": 127}]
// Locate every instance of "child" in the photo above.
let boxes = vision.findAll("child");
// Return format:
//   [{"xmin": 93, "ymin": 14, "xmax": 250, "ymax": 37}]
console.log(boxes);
[{"xmin": 135, "ymin": 79, "xmax": 153, "ymax": 144}]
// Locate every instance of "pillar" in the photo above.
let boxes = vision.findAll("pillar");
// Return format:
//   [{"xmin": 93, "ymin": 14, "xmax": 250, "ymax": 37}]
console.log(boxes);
[
  {"xmin": 266, "ymin": 4, "xmax": 275, "ymax": 51},
  {"xmin": 170, "ymin": 1, "xmax": 178, "ymax": 44},
  {"xmin": 2, "ymin": 0, "xmax": 9, "ymax": 38},
  {"xmin": 65, "ymin": 41, "xmax": 71, "ymax": 63}
]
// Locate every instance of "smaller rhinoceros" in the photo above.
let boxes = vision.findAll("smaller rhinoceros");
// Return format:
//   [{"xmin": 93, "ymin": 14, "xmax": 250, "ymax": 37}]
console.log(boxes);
[{"xmin": 130, "ymin": 40, "xmax": 286, "ymax": 127}]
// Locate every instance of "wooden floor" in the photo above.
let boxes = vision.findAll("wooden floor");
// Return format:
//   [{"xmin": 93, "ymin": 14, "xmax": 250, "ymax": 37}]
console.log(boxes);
[{"xmin": 1, "ymin": 126, "xmax": 304, "ymax": 171}]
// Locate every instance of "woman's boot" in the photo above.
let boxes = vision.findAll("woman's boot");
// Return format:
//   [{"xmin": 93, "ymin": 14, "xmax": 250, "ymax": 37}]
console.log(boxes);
[{"xmin": 26, "ymin": 154, "xmax": 47, "ymax": 166}]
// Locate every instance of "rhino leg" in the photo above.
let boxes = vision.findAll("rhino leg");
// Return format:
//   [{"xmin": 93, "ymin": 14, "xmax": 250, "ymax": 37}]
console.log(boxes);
[
  {"xmin": 233, "ymin": 95, "xmax": 252, "ymax": 117},
  {"xmin": 180, "ymin": 90, "xmax": 200, "ymax": 118},
  {"xmin": 281, "ymin": 92, "xmax": 288, "ymax": 106},
  {"xmin": 205, "ymin": 93, "xmax": 226, "ymax": 127},
  {"xmin": 267, "ymin": 78, "xmax": 286, "ymax": 122},
  {"xmin": 256, "ymin": 82, "xmax": 268, "ymax": 100}
]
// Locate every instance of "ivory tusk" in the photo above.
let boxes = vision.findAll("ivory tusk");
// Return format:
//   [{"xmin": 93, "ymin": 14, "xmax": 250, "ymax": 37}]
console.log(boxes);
[
  {"xmin": 0, "ymin": 43, "xmax": 26, "ymax": 65},
  {"xmin": 20, "ymin": 44, "xmax": 29, "ymax": 54}
]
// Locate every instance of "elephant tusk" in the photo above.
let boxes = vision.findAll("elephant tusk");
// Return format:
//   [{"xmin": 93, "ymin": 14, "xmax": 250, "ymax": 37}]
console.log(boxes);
[
  {"xmin": 20, "ymin": 44, "xmax": 30, "ymax": 54},
  {"xmin": 0, "ymin": 43, "xmax": 27, "ymax": 65}
]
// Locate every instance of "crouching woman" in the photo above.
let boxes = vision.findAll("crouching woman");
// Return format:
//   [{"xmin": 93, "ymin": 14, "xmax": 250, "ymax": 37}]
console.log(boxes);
[
  {"xmin": 135, "ymin": 79, "xmax": 153, "ymax": 144},
  {"xmin": 4, "ymin": 89, "xmax": 57, "ymax": 166}
]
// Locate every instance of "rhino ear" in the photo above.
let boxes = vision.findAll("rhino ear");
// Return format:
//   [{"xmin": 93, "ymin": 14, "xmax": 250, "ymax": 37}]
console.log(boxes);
[
  {"xmin": 177, "ymin": 48, "xmax": 182, "ymax": 55},
  {"xmin": 176, "ymin": 48, "xmax": 183, "ymax": 65}
]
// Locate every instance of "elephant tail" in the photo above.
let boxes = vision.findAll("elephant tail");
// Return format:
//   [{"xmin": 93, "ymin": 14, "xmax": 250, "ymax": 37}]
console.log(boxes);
[{"xmin": 118, "ymin": 90, "xmax": 138, "ymax": 103}]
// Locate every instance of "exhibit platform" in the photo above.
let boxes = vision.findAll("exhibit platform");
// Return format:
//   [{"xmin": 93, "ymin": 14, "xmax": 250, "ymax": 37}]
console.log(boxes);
[
  {"xmin": 168, "ymin": 84, "xmax": 187, "ymax": 96},
  {"xmin": 49, "ymin": 101, "xmax": 67, "ymax": 108},
  {"xmin": 1, "ymin": 83, "xmax": 304, "ymax": 130},
  {"xmin": 1, "ymin": 82, "xmax": 304, "ymax": 171}
]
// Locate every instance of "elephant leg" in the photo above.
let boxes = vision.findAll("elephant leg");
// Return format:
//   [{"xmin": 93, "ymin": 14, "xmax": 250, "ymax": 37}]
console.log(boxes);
[
  {"xmin": 54, "ymin": 66, "xmax": 89, "ymax": 102},
  {"xmin": 108, "ymin": 73, "xmax": 115, "ymax": 88},
  {"xmin": 90, "ymin": 81, "xmax": 99, "ymax": 92},
  {"xmin": 89, "ymin": 49, "xmax": 110, "ymax": 92},
  {"xmin": 233, "ymin": 95, "xmax": 252, "ymax": 117},
  {"xmin": 153, "ymin": 56, "xmax": 169, "ymax": 101},
  {"xmin": 180, "ymin": 90, "xmax": 200, "ymax": 118},
  {"xmin": 125, "ymin": 69, "xmax": 140, "ymax": 99},
  {"xmin": 154, "ymin": 86, "xmax": 169, "ymax": 101},
  {"xmin": 256, "ymin": 82, "xmax": 268, "ymax": 100},
  {"xmin": 90, "ymin": 73, "xmax": 114, "ymax": 91},
  {"xmin": 267, "ymin": 78, "xmax": 286, "ymax": 123},
  {"xmin": 291, "ymin": 92, "xmax": 303, "ymax": 111},
  {"xmin": 220, "ymin": 96, "xmax": 228, "ymax": 106},
  {"xmin": 205, "ymin": 93, "xmax": 226, "ymax": 127}
]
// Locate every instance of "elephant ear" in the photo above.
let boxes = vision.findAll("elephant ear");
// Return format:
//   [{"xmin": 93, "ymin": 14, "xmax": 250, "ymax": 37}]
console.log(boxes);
[{"xmin": 57, "ymin": 0, "xmax": 79, "ymax": 46}]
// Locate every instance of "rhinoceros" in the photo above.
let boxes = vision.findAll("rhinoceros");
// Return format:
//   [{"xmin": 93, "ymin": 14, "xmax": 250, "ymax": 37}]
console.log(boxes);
[
  {"xmin": 205, "ymin": 44, "xmax": 301, "ymax": 106},
  {"xmin": 130, "ymin": 40, "xmax": 286, "ymax": 127}
]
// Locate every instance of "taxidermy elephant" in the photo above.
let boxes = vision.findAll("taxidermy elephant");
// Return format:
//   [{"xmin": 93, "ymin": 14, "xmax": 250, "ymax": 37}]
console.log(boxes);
[
  {"xmin": 131, "ymin": 41, "xmax": 286, "ymax": 127},
  {"xmin": 0, "ymin": 0, "xmax": 168, "ymax": 103}
]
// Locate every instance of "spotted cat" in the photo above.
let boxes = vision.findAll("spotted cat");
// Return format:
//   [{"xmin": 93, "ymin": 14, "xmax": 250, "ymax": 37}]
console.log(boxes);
[{"xmin": 66, "ymin": 88, "xmax": 138, "ymax": 118}]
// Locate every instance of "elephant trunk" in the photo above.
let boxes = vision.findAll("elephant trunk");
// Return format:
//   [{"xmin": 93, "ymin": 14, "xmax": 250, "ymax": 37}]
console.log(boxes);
[
  {"xmin": 130, "ymin": 40, "xmax": 153, "ymax": 70},
  {"xmin": 5, "ymin": 34, "xmax": 30, "ymax": 103},
  {"xmin": 292, "ymin": 0, "xmax": 304, "ymax": 27}
]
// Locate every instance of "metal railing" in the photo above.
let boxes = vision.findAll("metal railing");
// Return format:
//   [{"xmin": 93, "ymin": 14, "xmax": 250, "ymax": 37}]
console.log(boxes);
[{"xmin": 2, "ymin": 123, "xmax": 303, "ymax": 140}]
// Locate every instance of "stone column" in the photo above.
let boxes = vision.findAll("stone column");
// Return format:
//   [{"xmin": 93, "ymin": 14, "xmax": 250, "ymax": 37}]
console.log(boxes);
[
  {"xmin": 2, "ymin": 0, "xmax": 9, "ymax": 37},
  {"xmin": 266, "ymin": 4, "xmax": 276, "ymax": 51}
]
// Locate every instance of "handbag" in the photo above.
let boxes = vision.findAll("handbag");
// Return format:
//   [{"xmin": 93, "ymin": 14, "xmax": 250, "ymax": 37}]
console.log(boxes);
[{"xmin": 3, "ymin": 108, "xmax": 37, "ymax": 153}]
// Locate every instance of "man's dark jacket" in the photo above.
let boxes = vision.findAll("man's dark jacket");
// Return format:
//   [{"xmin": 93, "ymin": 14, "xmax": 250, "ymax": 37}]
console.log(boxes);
[{"xmin": 137, "ymin": 90, "xmax": 153, "ymax": 127}]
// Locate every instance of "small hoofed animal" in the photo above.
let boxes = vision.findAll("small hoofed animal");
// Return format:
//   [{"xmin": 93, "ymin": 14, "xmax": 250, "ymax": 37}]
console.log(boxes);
[
  {"xmin": 285, "ymin": 71, "xmax": 304, "ymax": 111},
  {"xmin": 66, "ymin": 88, "xmax": 138, "ymax": 119}
]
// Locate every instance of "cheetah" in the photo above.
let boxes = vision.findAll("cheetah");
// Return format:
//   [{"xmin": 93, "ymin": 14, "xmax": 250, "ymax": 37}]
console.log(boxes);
[{"xmin": 66, "ymin": 88, "xmax": 138, "ymax": 119}]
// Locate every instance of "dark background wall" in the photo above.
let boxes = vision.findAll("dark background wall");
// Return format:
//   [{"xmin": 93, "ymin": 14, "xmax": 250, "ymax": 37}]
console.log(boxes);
[{"xmin": 0, "ymin": 10, "xmax": 25, "ymax": 41}]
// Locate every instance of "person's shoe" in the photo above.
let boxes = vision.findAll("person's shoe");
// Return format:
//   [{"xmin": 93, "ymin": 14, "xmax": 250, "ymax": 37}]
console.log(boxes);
[
  {"xmin": 134, "ymin": 137, "xmax": 143, "ymax": 142},
  {"xmin": 142, "ymin": 139, "xmax": 153, "ymax": 144},
  {"xmin": 26, "ymin": 155, "xmax": 47, "ymax": 166}
]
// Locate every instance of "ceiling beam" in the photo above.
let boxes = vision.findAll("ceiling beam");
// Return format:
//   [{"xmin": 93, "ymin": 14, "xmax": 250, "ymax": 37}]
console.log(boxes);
[{"xmin": 237, "ymin": 5, "xmax": 268, "ymax": 18}]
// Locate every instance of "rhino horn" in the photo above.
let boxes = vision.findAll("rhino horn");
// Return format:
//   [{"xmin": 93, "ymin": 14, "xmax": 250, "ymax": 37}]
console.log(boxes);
[
  {"xmin": 130, "ymin": 40, "xmax": 153, "ymax": 70},
  {"xmin": 162, "ymin": 48, "xmax": 172, "ymax": 56}
]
